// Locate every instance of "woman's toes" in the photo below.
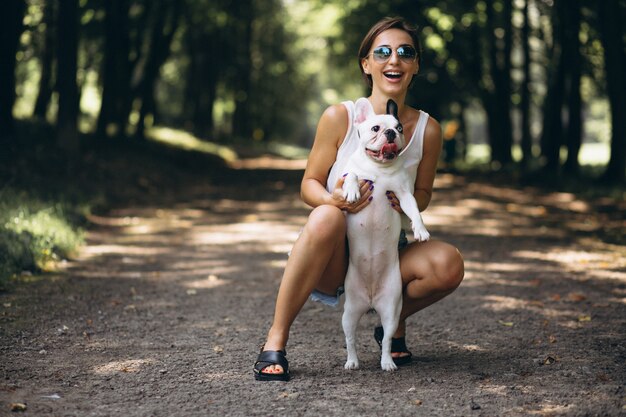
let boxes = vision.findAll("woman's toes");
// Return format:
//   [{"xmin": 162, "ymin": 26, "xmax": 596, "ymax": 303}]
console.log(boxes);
[{"xmin": 262, "ymin": 365, "xmax": 284, "ymax": 374}]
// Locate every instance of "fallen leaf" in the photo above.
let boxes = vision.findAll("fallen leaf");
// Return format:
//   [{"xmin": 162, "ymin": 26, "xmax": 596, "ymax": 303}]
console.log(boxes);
[
  {"xmin": 543, "ymin": 356, "xmax": 557, "ymax": 365},
  {"xmin": 10, "ymin": 403, "xmax": 27, "ymax": 411},
  {"xmin": 568, "ymin": 293, "xmax": 587, "ymax": 302},
  {"xmin": 549, "ymin": 335, "xmax": 557, "ymax": 344},
  {"xmin": 550, "ymin": 294, "xmax": 561, "ymax": 301},
  {"xmin": 213, "ymin": 345, "xmax": 223, "ymax": 354},
  {"xmin": 578, "ymin": 315, "xmax": 592, "ymax": 322},
  {"xmin": 498, "ymin": 320, "xmax": 514, "ymax": 327},
  {"xmin": 3, "ymin": 303, "xmax": 11, "ymax": 308}
]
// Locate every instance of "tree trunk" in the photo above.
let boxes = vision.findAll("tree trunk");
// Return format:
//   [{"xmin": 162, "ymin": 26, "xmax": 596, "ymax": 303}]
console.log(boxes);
[
  {"xmin": 33, "ymin": 0, "xmax": 56, "ymax": 120},
  {"xmin": 0, "ymin": 0, "xmax": 26, "ymax": 144},
  {"xmin": 563, "ymin": 0, "xmax": 582, "ymax": 176},
  {"xmin": 598, "ymin": 0, "xmax": 626, "ymax": 183},
  {"xmin": 56, "ymin": 0, "xmax": 80, "ymax": 154},
  {"xmin": 183, "ymin": 6, "xmax": 221, "ymax": 141},
  {"xmin": 231, "ymin": 0, "xmax": 254, "ymax": 140},
  {"xmin": 520, "ymin": 0, "xmax": 533, "ymax": 171},
  {"xmin": 134, "ymin": 0, "xmax": 181, "ymax": 140},
  {"xmin": 540, "ymin": 0, "xmax": 566, "ymax": 173},
  {"xmin": 485, "ymin": 0, "xmax": 513, "ymax": 166},
  {"xmin": 96, "ymin": 0, "xmax": 130, "ymax": 138}
]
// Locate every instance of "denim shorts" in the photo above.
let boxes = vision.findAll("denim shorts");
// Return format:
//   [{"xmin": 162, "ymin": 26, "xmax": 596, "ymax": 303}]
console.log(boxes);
[{"xmin": 308, "ymin": 230, "xmax": 409, "ymax": 308}]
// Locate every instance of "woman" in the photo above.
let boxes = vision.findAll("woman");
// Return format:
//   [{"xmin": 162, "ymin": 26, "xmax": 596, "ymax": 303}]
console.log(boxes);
[{"xmin": 253, "ymin": 17, "xmax": 464, "ymax": 381}]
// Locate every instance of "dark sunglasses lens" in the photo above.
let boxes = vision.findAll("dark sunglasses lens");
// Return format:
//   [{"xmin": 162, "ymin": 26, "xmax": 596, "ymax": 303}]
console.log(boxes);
[
  {"xmin": 373, "ymin": 47, "xmax": 392, "ymax": 61},
  {"xmin": 397, "ymin": 46, "xmax": 416, "ymax": 61}
]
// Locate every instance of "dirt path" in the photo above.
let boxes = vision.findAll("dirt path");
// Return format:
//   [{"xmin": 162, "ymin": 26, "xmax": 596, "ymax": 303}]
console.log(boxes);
[{"xmin": 1, "ymin": 165, "xmax": 625, "ymax": 416}]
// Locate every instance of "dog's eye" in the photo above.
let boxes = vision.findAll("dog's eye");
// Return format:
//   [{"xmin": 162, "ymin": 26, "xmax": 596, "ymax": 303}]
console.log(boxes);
[
  {"xmin": 371, "ymin": 125, "xmax": 380, "ymax": 132},
  {"xmin": 397, "ymin": 124, "xmax": 403, "ymax": 133}
]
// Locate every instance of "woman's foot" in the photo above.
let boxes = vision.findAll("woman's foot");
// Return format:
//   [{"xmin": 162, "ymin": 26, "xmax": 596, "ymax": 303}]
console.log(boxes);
[
  {"xmin": 254, "ymin": 349, "xmax": 290, "ymax": 381},
  {"xmin": 256, "ymin": 330, "xmax": 288, "ymax": 377}
]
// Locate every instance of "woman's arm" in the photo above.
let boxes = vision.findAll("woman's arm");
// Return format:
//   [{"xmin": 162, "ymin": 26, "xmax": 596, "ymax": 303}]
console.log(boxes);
[
  {"xmin": 300, "ymin": 104, "xmax": 373, "ymax": 212},
  {"xmin": 413, "ymin": 116, "xmax": 443, "ymax": 211}
]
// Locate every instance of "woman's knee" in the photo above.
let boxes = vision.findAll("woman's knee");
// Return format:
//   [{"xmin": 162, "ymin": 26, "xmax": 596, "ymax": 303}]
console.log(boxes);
[
  {"xmin": 303, "ymin": 205, "xmax": 346, "ymax": 243},
  {"xmin": 435, "ymin": 243, "xmax": 464, "ymax": 291},
  {"xmin": 402, "ymin": 241, "xmax": 464, "ymax": 292}
]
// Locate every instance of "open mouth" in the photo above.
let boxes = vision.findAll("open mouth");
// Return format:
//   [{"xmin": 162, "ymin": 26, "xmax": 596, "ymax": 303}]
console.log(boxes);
[
  {"xmin": 366, "ymin": 143, "xmax": 401, "ymax": 162},
  {"xmin": 384, "ymin": 71, "xmax": 403, "ymax": 80}
]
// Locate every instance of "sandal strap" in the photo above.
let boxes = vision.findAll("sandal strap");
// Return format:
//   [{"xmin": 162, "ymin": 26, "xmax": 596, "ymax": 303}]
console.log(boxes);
[
  {"xmin": 374, "ymin": 326, "xmax": 412, "ymax": 355},
  {"xmin": 254, "ymin": 350, "xmax": 289, "ymax": 373},
  {"xmin": 390, "ymin": 336, "xmax": 409, "ymax": 354}
]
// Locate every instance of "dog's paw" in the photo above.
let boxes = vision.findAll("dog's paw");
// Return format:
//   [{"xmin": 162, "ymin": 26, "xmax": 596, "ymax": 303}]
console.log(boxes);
[
  {"xmin": 381, "ymin": 356, "xmax": 398, "ymax": 372},
  {"xmin": 342, "ymin": 185, "xmax": 361, "ymax": 204},
  {"xmin": 344, "ymin": 359, "xmax": 360, "ymax": 370},
  {"xmin": 413, "ymin": 225, "xmax": 430, "ymax": 242}
]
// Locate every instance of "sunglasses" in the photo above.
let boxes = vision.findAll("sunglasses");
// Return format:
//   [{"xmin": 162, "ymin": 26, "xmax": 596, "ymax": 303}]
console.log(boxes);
[{"xmin": 368, "ymin": 45, "xmax": 418, "ymax": 63}]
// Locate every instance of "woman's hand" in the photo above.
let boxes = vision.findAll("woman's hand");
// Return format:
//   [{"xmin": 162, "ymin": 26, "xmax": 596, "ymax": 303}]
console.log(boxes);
[
  {"xmin": 386, "ymin": 191, "xmax": 403, "ymax": 214},
  {"xmin": 331, "ymin": 176, "xmax": 374, "ymax": 213}
]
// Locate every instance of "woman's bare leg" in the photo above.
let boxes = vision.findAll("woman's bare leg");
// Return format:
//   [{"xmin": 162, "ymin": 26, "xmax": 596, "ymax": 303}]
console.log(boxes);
[{"xmin": 260, "ymin": 205, "xmax": 348, "ymax": 374}]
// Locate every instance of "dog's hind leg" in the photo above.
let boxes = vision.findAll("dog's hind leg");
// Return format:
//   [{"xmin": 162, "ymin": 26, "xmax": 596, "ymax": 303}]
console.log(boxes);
[
  {"xmin": 342, "ymin": 290, "xmax": 369, "ymax": 370},
  {"xmin": 374, "ymin": 272, "xmax": 403, "ymax": 371}
]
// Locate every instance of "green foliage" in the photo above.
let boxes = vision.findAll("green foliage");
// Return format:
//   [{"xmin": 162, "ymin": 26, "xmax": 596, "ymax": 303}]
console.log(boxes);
[{"xmin": 0, "ymin": 189, "xmax": 84, "ymax": 289}]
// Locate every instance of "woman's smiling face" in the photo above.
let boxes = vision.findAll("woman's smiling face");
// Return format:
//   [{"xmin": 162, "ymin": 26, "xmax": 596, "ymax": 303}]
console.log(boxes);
[{"xmin": 361, "ymin": 28, "xmax": 419, "ymax": 95}]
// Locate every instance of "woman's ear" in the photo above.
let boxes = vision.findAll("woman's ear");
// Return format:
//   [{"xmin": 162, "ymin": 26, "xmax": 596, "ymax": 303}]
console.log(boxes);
[{"xmin": 362, "ymin": 58, "xmax": 370, "ymax": 74}]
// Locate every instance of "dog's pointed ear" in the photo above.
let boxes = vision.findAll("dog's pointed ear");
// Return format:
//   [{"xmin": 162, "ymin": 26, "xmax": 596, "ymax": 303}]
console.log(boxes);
[
  {"xmin": 354, "ymin": 98, "xmax": 375, "ymax": 124},
  {"xmin": 386, "ymin": 99, "xmax": 399, "ymax": 120}
]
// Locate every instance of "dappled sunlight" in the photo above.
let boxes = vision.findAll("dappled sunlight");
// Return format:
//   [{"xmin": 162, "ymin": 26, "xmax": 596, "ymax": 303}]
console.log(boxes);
[
  {"xmin": 192, "ymin": 221, "xmax": 301, "ymax": 246},
  {"xmin": 229, "ymin": 156, "xmax": 307, "ymax": 170},
  {"xmin": 183, "ymin": 274, "xmax": 228, "ymax": 290},
  {"xmin": 513, "ymin": 249, "xmax": 626, "ymax": 281},
  {"xmin": 267, "ymin": 259, "xmax": 288, "ymax": 269},
  {"xmin": 527, "ymin": 404, "xmax": 574, "ymax": 416},
  {"xmin": 147, "ymin": 126, "xmax": 237, "ymax": 162},
  {"xmin": 80, "ymin": 244, "xmax": 170, "ymax": 259},
  {"xmin": 92, "ymin": 359, "xmax": 154, "ymax": 376},
  {"xmin": 446, "ymin": 341, "xmax": 488, "ymax": 352},
  {"xmin": 480, "ymin": 295, "xmax": 582, "ymax": 321},
  {"xmin": 462, "ymin": 260, "xmax": 551, "ymax": 281},
  {"xmin": 482, "ymin": 295, "xmax": 530, "ymax": 312}
]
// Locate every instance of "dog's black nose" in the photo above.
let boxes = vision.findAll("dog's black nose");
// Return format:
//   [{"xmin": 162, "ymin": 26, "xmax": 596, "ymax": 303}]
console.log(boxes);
[{"xmin": 385, "ymin": 129, "xmax": 396, "ymax": 142}]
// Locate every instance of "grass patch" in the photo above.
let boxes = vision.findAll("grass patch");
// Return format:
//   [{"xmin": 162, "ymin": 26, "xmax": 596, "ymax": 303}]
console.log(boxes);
[{"xmin": 0, "ymin": 188, "xmax": 85, "ymax": 288}]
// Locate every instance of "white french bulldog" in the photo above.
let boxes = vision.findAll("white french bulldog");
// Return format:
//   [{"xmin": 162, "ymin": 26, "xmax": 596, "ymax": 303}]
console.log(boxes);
[{"xmin": 341, "ymin": 97, "xmax": 430, "ymax": 371}]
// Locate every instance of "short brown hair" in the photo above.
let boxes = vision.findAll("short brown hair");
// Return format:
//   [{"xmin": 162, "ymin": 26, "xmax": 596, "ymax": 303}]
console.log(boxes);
[{"xmin": 358, "ymin": 17, "xmax": 422, "ymax": 89}]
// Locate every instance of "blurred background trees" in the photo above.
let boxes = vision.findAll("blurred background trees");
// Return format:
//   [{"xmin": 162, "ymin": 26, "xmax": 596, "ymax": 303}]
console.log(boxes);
[{"xmin": 2, "ymin": 0, "xmax": 625, "ymax": 183}]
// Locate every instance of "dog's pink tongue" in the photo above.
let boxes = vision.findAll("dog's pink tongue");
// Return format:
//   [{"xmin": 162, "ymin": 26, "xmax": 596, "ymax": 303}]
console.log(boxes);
[{"xmin": 382, "ymin": 143, "xmax": 398, "ymax": 155}]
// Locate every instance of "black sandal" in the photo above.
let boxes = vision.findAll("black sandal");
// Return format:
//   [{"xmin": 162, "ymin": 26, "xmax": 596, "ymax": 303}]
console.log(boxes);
[
  {"xmin": 254, "ymin": 349, "xmax": 290, "ymax": 381},
  {"xmin": 374, "ymin": 326, "xmax": 413, "ymax": 366}
]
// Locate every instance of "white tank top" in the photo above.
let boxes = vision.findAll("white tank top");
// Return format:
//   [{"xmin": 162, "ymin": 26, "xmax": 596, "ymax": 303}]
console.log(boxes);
[{"xmin": 326, "ymin": 99, "xmax": 429, "ymax": 194}]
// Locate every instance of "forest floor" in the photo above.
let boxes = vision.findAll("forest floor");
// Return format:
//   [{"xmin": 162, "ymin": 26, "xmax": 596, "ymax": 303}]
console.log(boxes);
[{"xmin": 1, "ymin": 152, "xmax": 625, "ymax": 416}]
